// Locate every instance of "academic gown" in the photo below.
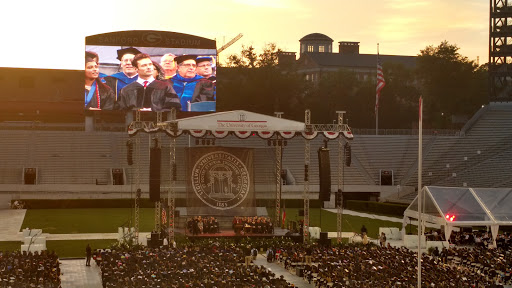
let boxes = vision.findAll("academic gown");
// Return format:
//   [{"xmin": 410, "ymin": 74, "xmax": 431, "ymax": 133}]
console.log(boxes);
[
  {"xmin": 170, "ymin": 74, "xmax": 214, "ymax": 111},
  {"xmin": 118, "ymin": 80, "xmax": 181, "ymax": 112},
  {"xmin": 84, "ymin": 80, "xmax": 115, "ymax": 110},
  {"xmin": 105, "ymin": 72, "xmax": 138, "ymax": 100}
]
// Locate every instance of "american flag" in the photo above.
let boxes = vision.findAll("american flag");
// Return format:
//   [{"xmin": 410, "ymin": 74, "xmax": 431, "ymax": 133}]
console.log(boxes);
[
  {"xmin": 162, "ymin": 207, "xmax": 167, "ymax": 225},
  {"xmin": 375, "ymin": 55, "xmax": 386, "ymax": 111}
]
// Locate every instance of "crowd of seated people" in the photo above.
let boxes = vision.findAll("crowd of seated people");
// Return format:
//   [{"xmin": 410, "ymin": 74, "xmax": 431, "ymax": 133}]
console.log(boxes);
[
  {"xmin": 248, "ymin": 236, "xmax": 512, "ymax": 288},
  {"xmin": 95, "ymin": 243, "xmax": 295, "ymax": 288},
  {"xmin": 448, "ymin": 230, "xmax": 511, "ymax": 248},
  {"xmin": 186, "ymin": 216, "xmax": 219, "ymax": 235},
  {"xmin": 232, "ymin": 216, "xmax": 273, "ymax": 235},
  {"xmin": 0, "ymin": 250, "xmax": 61, "ymax": 288}
]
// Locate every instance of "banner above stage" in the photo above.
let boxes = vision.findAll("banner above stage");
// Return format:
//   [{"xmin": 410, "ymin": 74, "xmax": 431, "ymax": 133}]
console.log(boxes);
[
  {"xmin": 176, "ymin": 110, "xmax": 305, "ymax": 132},
  {"xmin": 128, "ymin": 110, "xmax": 354, "ymax": 140}
]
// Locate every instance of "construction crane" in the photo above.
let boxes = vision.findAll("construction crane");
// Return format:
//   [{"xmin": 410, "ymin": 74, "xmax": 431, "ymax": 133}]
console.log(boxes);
[
  {"xmin": 217, "ymin": 33, "xmax": 243, "ymax": 65},
  {"xmin": 217, "ymin": 33, "xmax": 243, "ymax": 54}
]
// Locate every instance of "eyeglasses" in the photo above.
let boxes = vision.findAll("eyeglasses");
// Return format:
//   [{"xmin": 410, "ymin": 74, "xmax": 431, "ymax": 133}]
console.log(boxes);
[
  {"xmin": 197, "ymin": 63, "xmax": 213, "ymax": 68},
  {"xmin": 179, "ymin": 63, "xmax": 196, "ymax": 68}
]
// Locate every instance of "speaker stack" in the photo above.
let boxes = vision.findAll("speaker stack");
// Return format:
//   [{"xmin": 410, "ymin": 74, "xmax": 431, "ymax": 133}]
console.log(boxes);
[
  {"xmin": 318, "ymin": 148, "xmax": 331, "ymax": 201},
  {"xmin": 149, "ymin": 147, "xmax": 161, "ymax": 202}
]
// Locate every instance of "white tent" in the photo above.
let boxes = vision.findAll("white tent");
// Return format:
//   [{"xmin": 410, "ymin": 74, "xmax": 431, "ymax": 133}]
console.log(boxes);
[{"xmin": 404, "ymin": 186, "xmax": 512, "ymax": 246}]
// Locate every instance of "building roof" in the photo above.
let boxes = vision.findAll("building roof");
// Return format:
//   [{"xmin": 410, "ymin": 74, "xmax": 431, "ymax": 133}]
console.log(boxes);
[
  {"xmin": 299, "ymin": 33, "xmax": 333, "ymax": 42},
  {"xmin": 301, "ymin": 52, "xmax": 417, "ymax": 69}
]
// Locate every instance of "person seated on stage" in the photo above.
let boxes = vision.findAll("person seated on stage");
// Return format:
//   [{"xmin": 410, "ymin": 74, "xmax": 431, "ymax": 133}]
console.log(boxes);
[
  {"xmin": 255, "ymin": 218, "xmax": 262, "ymax": 234},
  {"xmin": 192, "ymin": 216, "xmax": 200, "ymax": 235},
  {"xmin": 244, "ymin": 219, "xmax": 252, "ymax": 234},
  {"xmin": 203, "ymin": 217, "xmax": 211, "ymax": 234},
  {"xmin": 212, "ymin": 217, "xmax": 219, "ymax": 233},
  {"xmin": 197, "ymin": 216, "xmax": 204, "ymax": 234},
  {"xmin": 186, "ymin": 218, "xmax": 193, "ymax": 234},
  {"xmin": 268, "ymin": 219, "xmax": 274, "ymax": 234}
]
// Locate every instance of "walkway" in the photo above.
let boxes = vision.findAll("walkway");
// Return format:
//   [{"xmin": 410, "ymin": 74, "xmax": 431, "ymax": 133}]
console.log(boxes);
[
  {"xmin": 60, "ymin": 259, "xmax": 102, "ymax": 288},
  {"xmin": 253, "ymin": 255, "xmax": 315, "ymax": 288}
]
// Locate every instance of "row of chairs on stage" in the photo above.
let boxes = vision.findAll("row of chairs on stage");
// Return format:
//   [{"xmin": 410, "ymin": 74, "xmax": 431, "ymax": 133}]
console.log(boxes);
[
  {"xmin": 233, "ymin": 216, "xmax": 274, "ymax": 235},
  {"xmin": 186, "ymin": 216, "xmax": 219, "ymax": 235}
]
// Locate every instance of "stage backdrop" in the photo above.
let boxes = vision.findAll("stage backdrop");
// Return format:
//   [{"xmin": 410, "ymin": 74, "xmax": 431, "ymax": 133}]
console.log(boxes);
[{"xmin": 186, "ymin": 147, "xmax": 256, "ymax": 216}]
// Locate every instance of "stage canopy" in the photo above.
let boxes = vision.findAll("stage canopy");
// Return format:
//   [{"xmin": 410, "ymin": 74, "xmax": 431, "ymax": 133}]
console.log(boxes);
[
  {"xmin": 404, "ymin": 186, "xmax": 512, "ymax": 246},
  {"xmin": 129, "ymin": 110, "xmax": 354, "ymax": 140}
]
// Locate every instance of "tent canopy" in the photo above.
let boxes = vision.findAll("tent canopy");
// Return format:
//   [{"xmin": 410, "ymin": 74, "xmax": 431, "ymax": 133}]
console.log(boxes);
[{"xmin": 404, "ymin": 186, "xmax": 512, "ymax": 226}]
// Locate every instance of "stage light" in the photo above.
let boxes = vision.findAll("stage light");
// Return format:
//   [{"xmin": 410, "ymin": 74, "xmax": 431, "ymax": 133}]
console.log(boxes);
[{"xmin": 445, "ymin": 214, "xmax": 456, "ymax": 222}]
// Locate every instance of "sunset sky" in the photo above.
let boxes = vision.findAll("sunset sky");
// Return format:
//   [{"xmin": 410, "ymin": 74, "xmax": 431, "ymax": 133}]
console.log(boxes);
[{"xmin": 1, "ymin": 0, "xmax": 488, "ymax": 70}]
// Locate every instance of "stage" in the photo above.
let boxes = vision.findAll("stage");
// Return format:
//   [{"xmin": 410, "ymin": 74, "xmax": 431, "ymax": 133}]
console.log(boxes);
[{"xmin": 178, "ymin": 227, "xmax": 301, "ymax": 241}]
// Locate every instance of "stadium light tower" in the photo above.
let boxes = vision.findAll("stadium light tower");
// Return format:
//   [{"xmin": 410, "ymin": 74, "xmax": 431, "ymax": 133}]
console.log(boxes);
[{"xmin": 490, "ymin": 0, "xmax": 512, "ymax": 102}]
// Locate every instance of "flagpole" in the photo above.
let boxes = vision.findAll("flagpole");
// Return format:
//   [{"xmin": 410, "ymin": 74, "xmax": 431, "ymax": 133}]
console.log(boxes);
[
  {"xmin": 376, "ymin": 43, "xmax": 379, "ymax": 135},
  {"xmin": 417, "ymin": 96, "xmax": 423, "ymax": 288}
]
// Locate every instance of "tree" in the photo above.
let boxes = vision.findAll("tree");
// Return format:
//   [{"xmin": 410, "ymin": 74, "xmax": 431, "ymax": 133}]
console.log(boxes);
[
  {"xmin": 218, "ymin": 43, "xmax": 307, "ymax": 119},
  {"xmin": 225, "ymin": 43, "xmax": 281, "ymax": 68},
  {"xmin": 416, "ymin": 41, "xmax": 487, "ymax": 128}
]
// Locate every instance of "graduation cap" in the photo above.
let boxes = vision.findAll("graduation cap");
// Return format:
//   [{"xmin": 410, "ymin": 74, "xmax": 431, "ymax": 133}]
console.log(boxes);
[
  {"xmin": 196, "ymin": 56, "xmax": 212, "ymax": 65},
  {"xmin": 117, "ymin": 47, "xmax": 142, "ymax": 61},
  {"xmin": 175, "ymin": 55, "xmax": 197, "ymax": 64}
]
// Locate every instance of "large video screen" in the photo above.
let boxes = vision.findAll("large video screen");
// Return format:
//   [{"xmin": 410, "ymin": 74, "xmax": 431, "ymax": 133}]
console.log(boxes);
[{"xmin": 85, "ymin": 31, "xmax": 217, "ymax": 113}]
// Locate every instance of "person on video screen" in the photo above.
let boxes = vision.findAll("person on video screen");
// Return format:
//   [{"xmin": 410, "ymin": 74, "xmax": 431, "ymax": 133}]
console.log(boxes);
[
  {"xmin": 118, "ymin": 53, "xmax": 181, "ymax": 112},
  {"xmin": 160, "ymin": 53, "xmax": 177, "ymax": 79},
  {"xmin": 105, "ymin": 47, "xmax": 140, "ymax": 101},
  {"xmin": 86, "ymin": 51, "xmax": 108, "ymax": 82},
  {"xmin": 84, "ymin": 51, "xmax": 114, "ymax": 110},
  {"xmin": 195, "ymin": 56, "xmax": 216, "ymax": 81},
  {"xmin": 152, "ymin": 61, "xmax": 166, "ymax": 81},
  {"xmin": 170, "ymin": 55, "xmax": 214, "ymax": 111},
  {"xmin": 193, "ymin": 56, "xmax": 216, "ymax": 102}
]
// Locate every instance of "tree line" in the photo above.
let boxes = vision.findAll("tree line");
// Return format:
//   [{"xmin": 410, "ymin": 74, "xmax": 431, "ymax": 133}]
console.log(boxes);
[{"xmin": 217, "ymin": 41, "xmax": 488, "ymax": 129}]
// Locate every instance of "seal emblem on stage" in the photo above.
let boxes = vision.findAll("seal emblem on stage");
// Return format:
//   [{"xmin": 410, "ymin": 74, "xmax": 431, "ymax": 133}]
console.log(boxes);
[{"xmin": 191, "ymin": 151, "xmax": 250, "ymax": 210}]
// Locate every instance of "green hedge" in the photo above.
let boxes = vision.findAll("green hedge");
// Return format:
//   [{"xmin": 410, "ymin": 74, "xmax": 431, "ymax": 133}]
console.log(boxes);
[
  {"xmin": 345, "ymin": 200, "xmax": 408, "ymax": 217},
  {"xmin": 14, "ymin": 198, "xmax": 322, "ymax": 209}
]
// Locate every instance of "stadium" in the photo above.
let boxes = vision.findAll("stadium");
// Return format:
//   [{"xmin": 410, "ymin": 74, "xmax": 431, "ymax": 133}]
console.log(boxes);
[{"xmin": 0, "ymin": 26, "xmax": 511, "ymax": 287}]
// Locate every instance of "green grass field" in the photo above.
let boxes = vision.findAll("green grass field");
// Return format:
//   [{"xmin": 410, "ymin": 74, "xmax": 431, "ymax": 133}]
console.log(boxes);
[
  {"xmin": 6, "ymin": 207, "xmax": 417, "ymax": 257},
  {"xmin": 20, "ymin": 208, "xmax": 157, "ymax": 234}
]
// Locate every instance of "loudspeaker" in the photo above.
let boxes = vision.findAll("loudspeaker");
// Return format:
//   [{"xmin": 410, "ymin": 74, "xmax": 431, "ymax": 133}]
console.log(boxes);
[
  {"xmin": 149, "ymin": 147, "xmax": 161, "ymax": 202},
  {"xmin": 380, "ymin": 170, "xmax": 393, "ymax": 186},
  {"xmin": 298, "ymin": 209, "xmax": 304, "ymax": 216},
  {"xmin": 319, "ymin": 232, "xmax": 330, "ymax": 247},
  {"xmin": 335, "ymin": 189, "xmax": 343, "ymax": 207},
  {"xmin": 24, "ymin": 168, "xmax": 37, "ymax": 185},
  {"xmin": 344, "ymin": 143, "xmax": 351, "ymax": 167},
  {"xmin": 151, "ymin": 232, "xmax": 160, "ymax": 242},
  {"xmin": 174, "ymin": 210, "xmax": 180, "ymax": 217},
  {"xmin": 318, "ymin": 148, "xmax": 331, "ymax": 201},
  {"xmin": 112, "ymin": 168, "xmax": 124, "ymax": 185},
  {"xmin": 126, "ymin": 140, "xmax": 133, "ymax": 166}
]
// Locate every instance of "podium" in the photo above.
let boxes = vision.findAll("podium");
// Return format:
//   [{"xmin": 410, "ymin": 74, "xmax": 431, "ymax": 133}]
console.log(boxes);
[{"xmin": 189, "ymin": 101, "xmax": 216, "ymax": 112}]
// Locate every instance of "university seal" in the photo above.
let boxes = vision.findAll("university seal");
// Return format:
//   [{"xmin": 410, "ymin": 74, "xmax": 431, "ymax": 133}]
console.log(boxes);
[{"xmin": 191, "ymin": 151, "xmax": 250, "ymax": 210}]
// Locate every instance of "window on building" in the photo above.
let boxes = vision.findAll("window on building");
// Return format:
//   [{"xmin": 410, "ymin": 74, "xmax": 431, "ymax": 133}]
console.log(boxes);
[
  {"xmin": 319, "ymin": 46, "xmax": 325, "ymax": 53},
  {"xmin": 301, "ymin": 44, "xmax": 306, "ymax": 53},
  {"xmin": 308, "ymin": 45, "xmax": 314, "ymax": 52}
]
